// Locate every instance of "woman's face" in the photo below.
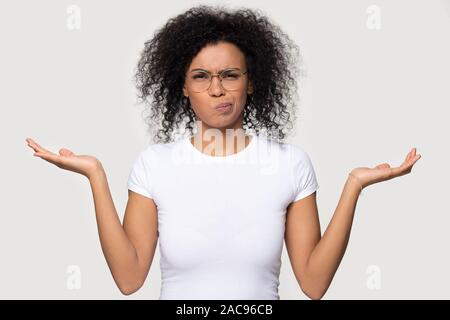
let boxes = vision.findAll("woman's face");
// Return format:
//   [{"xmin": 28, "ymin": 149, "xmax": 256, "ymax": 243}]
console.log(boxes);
[{"xmin": 182, "ymin": 41, "xmax": 253, "ymax": 131}]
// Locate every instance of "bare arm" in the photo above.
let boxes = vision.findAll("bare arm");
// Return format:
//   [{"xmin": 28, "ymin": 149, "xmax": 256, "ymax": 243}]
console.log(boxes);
[
  {"xmin": 89, "ymin": 166, "xmax": 158, "ymax": 295},
  {"xmin": 285, "ymin": 178, "xmax": 360, "ymax": 300},
  {"xmin": 302, "ymin": 177, "xmax": 360, "ymax": 298},
  {"xmin": 285, "ymin": 148, "xmax": 421, "ymax": 300},
  {"xmin": 26, "ymin": 138, "xmax": 158, "ymax": 295}
]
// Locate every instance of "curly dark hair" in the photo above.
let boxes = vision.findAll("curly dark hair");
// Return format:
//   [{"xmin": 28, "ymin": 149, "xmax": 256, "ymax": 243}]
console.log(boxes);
[{"xmin": 134, "ymin": 4, "xmax": 302, "ymax": 144}]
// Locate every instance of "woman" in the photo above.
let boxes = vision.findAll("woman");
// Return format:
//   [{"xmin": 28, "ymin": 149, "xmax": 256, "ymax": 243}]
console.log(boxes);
[{"xmin": 25, "ymin": 5, "xmax": 421, "ymax": 299}]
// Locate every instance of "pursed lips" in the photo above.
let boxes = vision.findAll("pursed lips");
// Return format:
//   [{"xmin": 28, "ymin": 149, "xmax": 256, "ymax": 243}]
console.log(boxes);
[{"xmin": 214, "ymin": 102, "xmax": 232, "ymax": 109}]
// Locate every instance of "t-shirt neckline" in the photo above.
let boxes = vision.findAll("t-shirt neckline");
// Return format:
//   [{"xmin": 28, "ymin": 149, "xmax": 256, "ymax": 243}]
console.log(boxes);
[{"xmin": 185, "ymin": 133, "xmax": 257, "ymax": 161}]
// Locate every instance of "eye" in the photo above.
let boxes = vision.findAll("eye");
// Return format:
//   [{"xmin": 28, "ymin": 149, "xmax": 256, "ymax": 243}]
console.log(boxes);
[
  {"xmin": 222, "ymin": 71, "xmax": 239, "ymax": 79},
  {"xmin": 192, "ymin": 72, "xmax": 208, "ymax": 79}
]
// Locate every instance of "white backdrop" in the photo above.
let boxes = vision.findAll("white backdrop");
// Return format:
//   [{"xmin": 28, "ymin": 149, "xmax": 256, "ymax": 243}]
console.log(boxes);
[{"xmin": 1, "ymin": 0, "xmax": 449, "ymax": 299}]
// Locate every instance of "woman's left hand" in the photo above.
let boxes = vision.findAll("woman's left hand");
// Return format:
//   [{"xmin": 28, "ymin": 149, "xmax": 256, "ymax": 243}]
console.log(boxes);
[{"xmin": 350, "ymin": 147, "xmax": 422, "ymax": 190}]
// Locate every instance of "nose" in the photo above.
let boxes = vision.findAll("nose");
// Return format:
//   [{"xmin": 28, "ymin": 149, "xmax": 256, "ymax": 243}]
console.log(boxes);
[{"xmin": 208, "ymin": 75, "xmax": 225, "ymax": 96}]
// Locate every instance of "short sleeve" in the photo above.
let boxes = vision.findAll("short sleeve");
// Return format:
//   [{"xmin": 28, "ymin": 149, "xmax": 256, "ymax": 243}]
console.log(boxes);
[
  {"xmin": 290, "ymin": 145, "xmax": 319, "ymax": 203},
  {"xmin": 127, "ymin": 150, "xmax": 153, "ymax": 199}
]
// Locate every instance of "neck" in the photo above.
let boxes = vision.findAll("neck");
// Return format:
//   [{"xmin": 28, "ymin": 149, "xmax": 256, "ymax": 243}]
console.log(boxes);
[{"xmin": 191, "ymin": 119, "xmax": 251, "ymax": 156}]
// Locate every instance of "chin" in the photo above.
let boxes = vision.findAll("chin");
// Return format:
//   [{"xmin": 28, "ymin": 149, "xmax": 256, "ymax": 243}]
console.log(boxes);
[{"xmin": 208, "ymin": 120, "xmax": 233, "ymax": 130}]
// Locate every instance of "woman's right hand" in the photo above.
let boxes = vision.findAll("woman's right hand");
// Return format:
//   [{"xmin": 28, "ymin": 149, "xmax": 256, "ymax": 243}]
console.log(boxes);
[{"xmin": 26, "ymin": 137, "xmax": 102, "ymax": 179}]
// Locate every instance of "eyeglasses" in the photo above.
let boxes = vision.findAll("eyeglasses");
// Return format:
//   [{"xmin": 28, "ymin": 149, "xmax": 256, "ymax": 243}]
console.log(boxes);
[{"xmin": 186, "ymin": 68, "xmax": 248, "ymax": 93}]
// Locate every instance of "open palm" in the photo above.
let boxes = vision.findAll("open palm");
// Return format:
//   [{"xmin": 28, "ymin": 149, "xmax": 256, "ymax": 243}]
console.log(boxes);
[
  {"xmin": 350, "ymin": 147, "xmax": 422, "ymax": 189},
  {"xmin": 26, "ymin": 137, "xmax": 101, "ymax": 179}
]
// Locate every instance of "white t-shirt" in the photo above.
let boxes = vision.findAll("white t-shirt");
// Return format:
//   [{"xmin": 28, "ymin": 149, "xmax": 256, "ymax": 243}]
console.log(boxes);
[{"xmin": 127, "ymin": 133, "xmax": 319, "ymax": 299}]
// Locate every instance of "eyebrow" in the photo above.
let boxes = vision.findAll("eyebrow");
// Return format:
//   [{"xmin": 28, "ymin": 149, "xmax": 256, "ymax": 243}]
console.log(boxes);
[{"xmin": 190, "ymin": 67, "xmax": 241, "ymax": 73}]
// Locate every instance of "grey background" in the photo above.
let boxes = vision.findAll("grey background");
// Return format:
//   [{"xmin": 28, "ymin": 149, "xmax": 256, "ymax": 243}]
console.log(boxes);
[{"xmin": 1, "ymin": 0, "xmax": 448, "ymax": 299}]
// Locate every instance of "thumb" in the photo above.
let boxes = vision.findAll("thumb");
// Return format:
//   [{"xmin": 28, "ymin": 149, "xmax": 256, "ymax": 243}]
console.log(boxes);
[
  {"xmin": 375, "ymin": 163, "xmax": 390, "ymax": 169},
  {"xmin": 59, "ymin": 148, "xmax": 75, "ymax": 157}
]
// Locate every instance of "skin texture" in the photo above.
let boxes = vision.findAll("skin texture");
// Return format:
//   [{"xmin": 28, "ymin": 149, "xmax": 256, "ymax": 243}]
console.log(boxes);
[
  {"xmin": 182, "ymin": 41, "xmax": 254, "ymax": 156},
  {"xmin": 285, "ymin": 149, "xmax": 421, "ymax": 299},
  {"xmin": 134, "ymin": 5, "xmax": 300, "ymax": 144},
  {"xmin": 25, "ymin": 41, "xmax": 422, "ymax": 299}
]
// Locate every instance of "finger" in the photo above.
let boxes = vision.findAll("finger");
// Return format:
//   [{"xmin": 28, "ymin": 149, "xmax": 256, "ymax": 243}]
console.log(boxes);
[
  {"xmin": 405, "ymin": 148, "xmax": 415, "ymax": 162},
  {"xmin": 26, "ymin": 138, "xmax": 38, "ymax": 151},
  {"xmin": 34, "ymin": 152, "xmax": 64, "ymax": 167},
  {"xmin": 405, "ymin": 150, "xmax": 411, "ymax": 162},
  {"xmin": 26, "ymin": 138, "xmax": 56, "ymax": 155},
  {"xmin": 28, "ymin": 140, "xmax": 49, "ymax": 152},
  {"xmin": 412, "ymin": 153, "xmax": 421, "ymax": 163},
  {"xmin": 392, "ymin": 154, "xmax": 422, "ymax": 176},
  {"xmin": 410, "ymin": 148, "xmax": 416, "ymax": 160},
  {"xmin": 404, "ymin": 148, "xmax": 420, "ymax": 166},
  {"xmin": 407, "ymin": 150, "xmax": 421, "ymax": 165}
]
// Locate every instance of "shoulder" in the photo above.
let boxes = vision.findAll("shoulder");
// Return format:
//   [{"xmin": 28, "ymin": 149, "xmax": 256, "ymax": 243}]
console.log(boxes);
[
  {"xmin": 261, "ymin": 136, "xmax": 311, "ymax": 161},
  {"xmin": 135, "ymin": 137, "xmax": 184, "ymax": 166},
  {"xmin": 256, "ymin": 134, "xmax": 291, "ymax": 156},
  {"xmin": 289, "ymin": 143, "xmax": 312, "ymax": 162},
  {"xmin": 287, "ymin": 143, "xmax": 317, "ymax": 180},
  {"xmin": 253, "ymin": 135, "xmax": 315, "ymax": 168}
]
